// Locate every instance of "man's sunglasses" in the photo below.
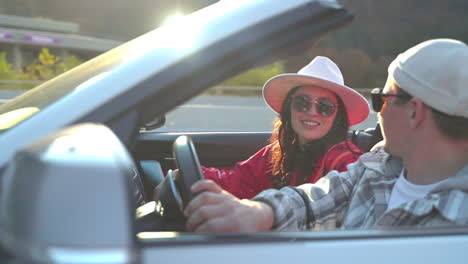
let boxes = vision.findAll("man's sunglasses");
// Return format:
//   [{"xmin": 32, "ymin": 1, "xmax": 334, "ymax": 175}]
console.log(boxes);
[
  {"xmin": 291, "ymin": 95, "xmax": 337, "ymax": 117},
  {"xmin": 371, "ymin": 87, "xmax": 412, "ymax": 112}
]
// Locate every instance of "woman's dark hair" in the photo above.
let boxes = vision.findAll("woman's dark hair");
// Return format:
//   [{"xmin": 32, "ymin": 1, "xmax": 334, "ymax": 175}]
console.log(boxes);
[{"xmin": 269, "ymin": 86, "xmax": 349, "ymax": 188}]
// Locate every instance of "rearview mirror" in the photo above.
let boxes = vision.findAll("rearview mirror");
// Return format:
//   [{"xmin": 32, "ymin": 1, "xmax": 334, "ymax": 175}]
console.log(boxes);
[{"xmin": 141, "ymin": 115, "xmax": 166, "ymax": 131}]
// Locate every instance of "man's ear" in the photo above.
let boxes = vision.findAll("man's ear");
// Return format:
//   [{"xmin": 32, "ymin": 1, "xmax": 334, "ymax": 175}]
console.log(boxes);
[{"xmin": 409, "ymin": 99, "xmax": 426, "ymax": 128}]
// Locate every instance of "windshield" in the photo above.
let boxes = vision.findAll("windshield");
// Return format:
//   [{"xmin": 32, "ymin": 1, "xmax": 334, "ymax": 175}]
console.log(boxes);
[
  {"xmin": 0, "ymin": 45, "xmax": 127, "ymax": 134},
  {"xmin": 0, "ymin": 0, "xmax": 257, "ymax": 135}
]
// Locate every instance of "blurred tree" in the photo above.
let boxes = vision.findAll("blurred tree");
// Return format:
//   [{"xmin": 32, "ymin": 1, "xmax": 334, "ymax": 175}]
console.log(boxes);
[
  {"xmin": 223, "ymin": 62, "xmax": 285, "ymax": 86},
  {"xmin": 60, "ymin": 55, "xmax": 83, "ymax": 71},
  {"xmin": 0, "ymin": 52, "xmax": 18, "ymax": 80},
  {"xmin": 335, "ymin": 48, "xmax": 373, "ymax": 88},
  {"xmin": 22, "ymin": 48, "xmax": 82, "ymax": 81},
  {"xmin": 23, "ymin": 48, "xmax": 61, "ymax": 80}
]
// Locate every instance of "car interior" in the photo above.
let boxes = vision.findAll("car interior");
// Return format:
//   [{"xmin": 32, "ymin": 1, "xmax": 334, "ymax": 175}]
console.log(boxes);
[{"xmin": 132, "ymin": 120, "xmax": 383, "ymax": 233}]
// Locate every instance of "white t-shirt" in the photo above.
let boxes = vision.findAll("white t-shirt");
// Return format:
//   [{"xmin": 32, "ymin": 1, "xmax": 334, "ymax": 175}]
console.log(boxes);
[{"xmin": 387, "ymin": 169, "xmax": 445, "ymax": 210}]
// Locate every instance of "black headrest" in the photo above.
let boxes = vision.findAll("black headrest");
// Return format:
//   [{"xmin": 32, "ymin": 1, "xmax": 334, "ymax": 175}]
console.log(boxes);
[{"xmin": 349, "ymin": 124, "xmax": 382, "ymax": 152}]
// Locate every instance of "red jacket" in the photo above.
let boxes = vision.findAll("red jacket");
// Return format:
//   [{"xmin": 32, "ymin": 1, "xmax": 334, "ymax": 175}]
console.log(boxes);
[{"xmin": 203, "ymin": 139, "xmax": 363, "ymax": 199}]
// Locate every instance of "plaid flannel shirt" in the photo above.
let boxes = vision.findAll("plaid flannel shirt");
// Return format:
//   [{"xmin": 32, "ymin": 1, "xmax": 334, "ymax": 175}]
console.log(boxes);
[{"xmin": 253, "ymin": 148, "xmax": 468, "ymax": 231}]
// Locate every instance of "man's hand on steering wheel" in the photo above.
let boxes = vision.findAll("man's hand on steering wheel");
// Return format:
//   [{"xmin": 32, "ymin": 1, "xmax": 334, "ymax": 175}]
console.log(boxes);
[{"xmin": 183, "ymin": 179, "xmax": 274, "ymax": 233}]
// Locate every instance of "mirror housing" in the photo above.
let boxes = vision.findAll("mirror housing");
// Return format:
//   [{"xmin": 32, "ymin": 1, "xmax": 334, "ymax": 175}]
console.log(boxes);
[
  {"xmin": 0, "ymin": 123, "xmax": 138, "ymax": 263},
  {"xmin": 141, "ymin": 115, "xmax": 166, "ymax": 131}
]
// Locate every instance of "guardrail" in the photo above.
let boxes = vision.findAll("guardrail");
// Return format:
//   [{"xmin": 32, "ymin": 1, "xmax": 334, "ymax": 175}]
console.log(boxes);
[
  {"xmin": 0, "ymin": 80, "xmax": 43, "ymax": 92},
  {"xmin": 209, "ymin": 85, "xmax": 374, "ymax": 97},
  {"xmin": 209, "ymin": 85, "xmax": 261, "ymax": 96},
  {"xmin": 0, "ymin": 82, "xmax": 374, "ymax": 105}
]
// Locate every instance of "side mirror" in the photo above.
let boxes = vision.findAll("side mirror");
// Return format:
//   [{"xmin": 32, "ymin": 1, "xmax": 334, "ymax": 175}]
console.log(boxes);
[
  {"xmin": 0, "ymin": 123, "xmax": 138, "ymax": 263},
  {"xmin": 141, "ymin": 115, "xmax": 166, "ymax": 131}
]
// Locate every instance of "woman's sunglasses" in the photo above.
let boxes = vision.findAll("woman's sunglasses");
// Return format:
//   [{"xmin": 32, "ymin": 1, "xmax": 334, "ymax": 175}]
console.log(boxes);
[
  {"xmin": 291, "ymin": 95, "xmax": 337, "ymax": 117},
  {"xmin": 371, "ymin": 87, "xmax": 412, "ymax": 112}
]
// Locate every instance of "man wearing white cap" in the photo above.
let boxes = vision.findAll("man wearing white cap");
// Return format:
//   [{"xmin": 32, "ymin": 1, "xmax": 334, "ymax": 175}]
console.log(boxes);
[{"xmin": 184, "ymin": 38, "xmax": 468, "ymax": 232}]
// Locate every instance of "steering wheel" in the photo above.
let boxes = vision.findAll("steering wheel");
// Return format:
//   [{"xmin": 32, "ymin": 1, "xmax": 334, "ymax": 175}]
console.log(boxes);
[
  {"xmin": 147, "ymin": 135, "xmax": 204, "ymax": 231},
  {"xmin": 172, "ymin": 135, "xmax": 204, "ymax": 208}
]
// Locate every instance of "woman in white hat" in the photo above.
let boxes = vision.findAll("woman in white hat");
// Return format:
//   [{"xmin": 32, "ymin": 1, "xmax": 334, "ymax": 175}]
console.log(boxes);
[{"xmin": 201, "ymin": 56, "xmax": 370, "ymax": 198}]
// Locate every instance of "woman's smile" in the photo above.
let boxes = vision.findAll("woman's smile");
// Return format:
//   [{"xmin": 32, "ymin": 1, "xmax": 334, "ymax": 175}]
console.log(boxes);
[
  {"xmin": 301, "ymin": 119, "xmax": 320, "ymax": 128},
  {"xmin": 291, "ymin": 86, "xmax": 338, "ymax": 145}
]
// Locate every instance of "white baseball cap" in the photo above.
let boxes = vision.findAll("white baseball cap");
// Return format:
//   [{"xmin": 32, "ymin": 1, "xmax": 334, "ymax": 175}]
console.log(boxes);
[{"xmin": 389, "ymin": 38, "xmax": 468, "ymax": 118}]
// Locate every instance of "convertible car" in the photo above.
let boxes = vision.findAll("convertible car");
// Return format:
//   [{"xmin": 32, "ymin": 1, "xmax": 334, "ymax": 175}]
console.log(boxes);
[{"xmin": 0, "ymin": 0, "xmax": 466, "ymax": 263}]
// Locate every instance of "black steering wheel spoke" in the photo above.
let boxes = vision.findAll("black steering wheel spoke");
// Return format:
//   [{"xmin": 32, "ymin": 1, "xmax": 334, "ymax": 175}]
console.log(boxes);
[
  {"xmin": 150, "ymin": 135, "xmax": 204, "ymax": 231},
  {"xmin": 172, "ymin": 135, "xmax": 204, "ymax": 208}
]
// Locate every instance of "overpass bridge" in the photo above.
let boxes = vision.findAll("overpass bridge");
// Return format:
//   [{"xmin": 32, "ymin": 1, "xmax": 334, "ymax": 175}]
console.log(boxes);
[{"xmin": 0, "ymin": 14, "xmax": 122, "ymax": 71}]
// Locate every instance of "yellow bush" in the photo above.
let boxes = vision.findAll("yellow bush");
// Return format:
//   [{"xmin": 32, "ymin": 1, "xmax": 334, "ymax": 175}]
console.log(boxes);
[
  {"xmin": 0, "ymin": 52, "xmax": 18, "ymax": 80},
  {"xmin": 23, "ymin": 48, "xmax": 83, "ymax": 81}
]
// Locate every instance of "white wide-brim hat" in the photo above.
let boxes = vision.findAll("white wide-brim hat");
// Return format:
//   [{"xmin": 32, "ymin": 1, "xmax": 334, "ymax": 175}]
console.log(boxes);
[{"xmin": 262, "ymin": 56, "xmax": 370, "ymax": 126}]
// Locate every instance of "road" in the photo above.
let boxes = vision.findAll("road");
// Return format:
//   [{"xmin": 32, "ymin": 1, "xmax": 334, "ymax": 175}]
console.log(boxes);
[
  {"xmin": 161, "ymin": 95, "xmax": 377, "ymax": 132},
  {"xmin": 0, "ymin": 91, "xmax": 377, "ymax": 132},
  {"xmin": 0, "ymin": 91, "xmax": 21, "ymax": 104}
]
